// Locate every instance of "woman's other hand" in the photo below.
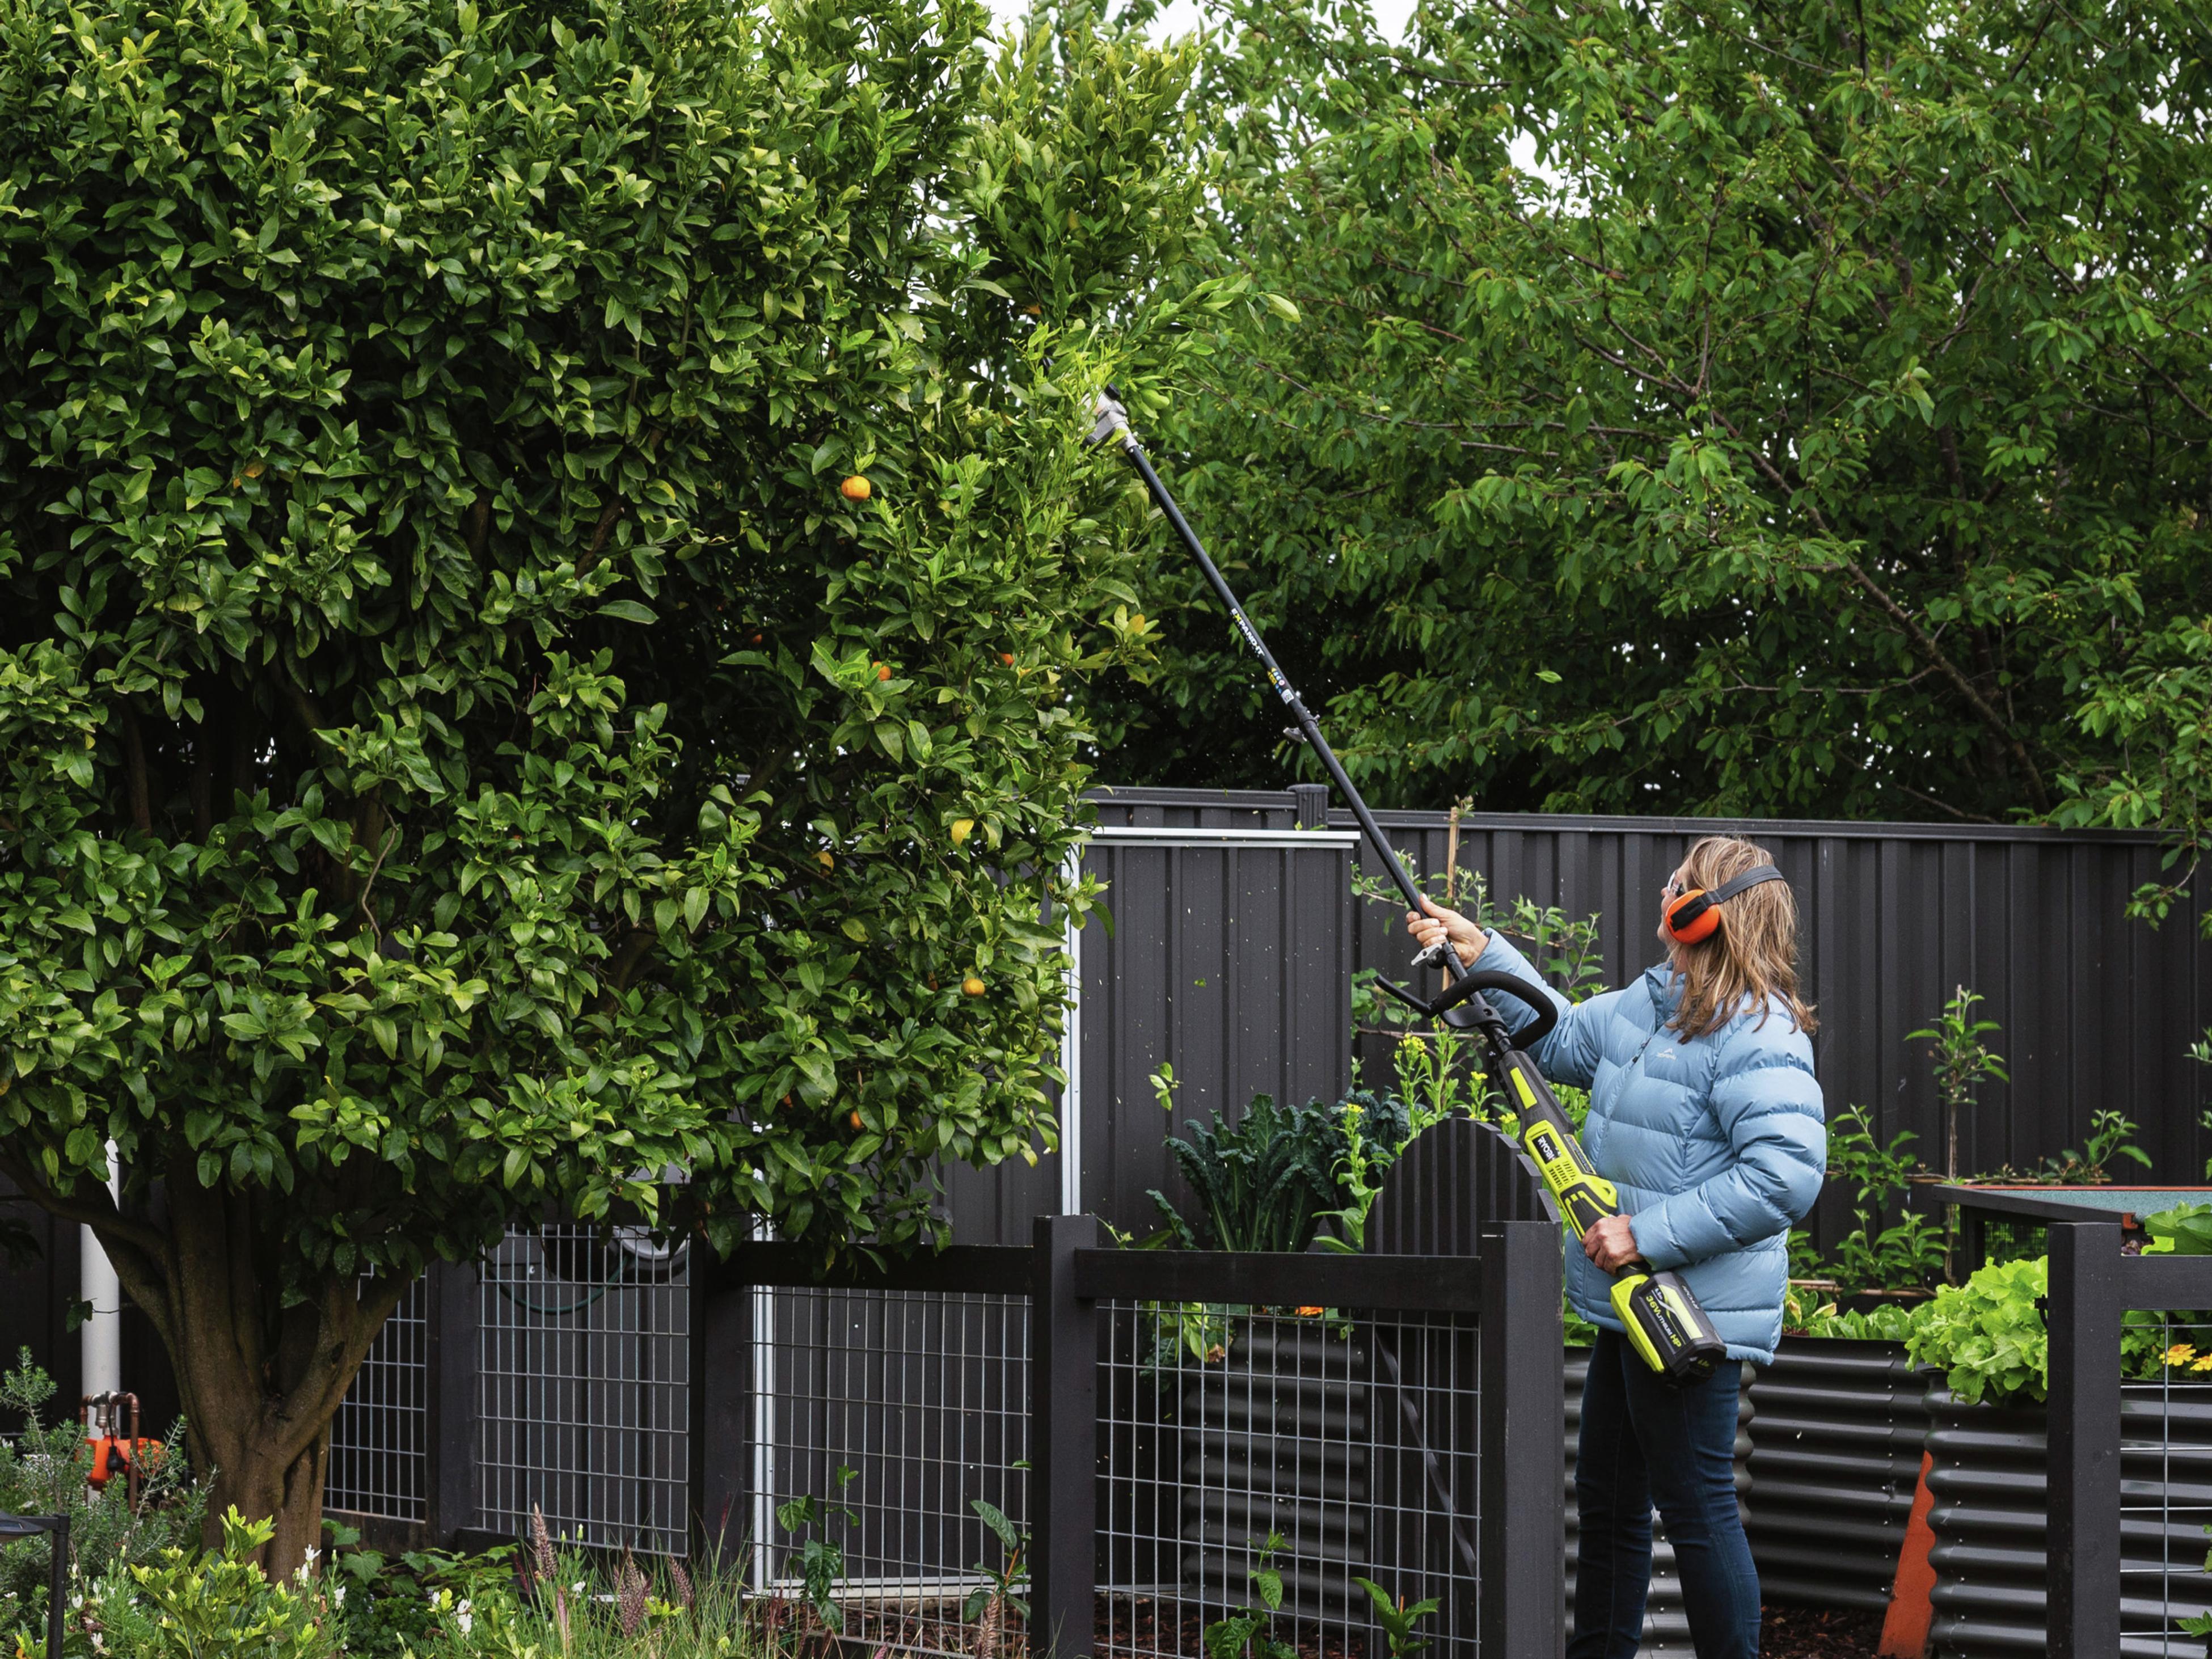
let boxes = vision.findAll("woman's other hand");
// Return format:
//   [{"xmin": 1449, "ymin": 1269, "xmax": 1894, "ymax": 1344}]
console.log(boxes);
[
  {"xmin": 1404, "ymin": 896, "xmax": 1488, "ymax": 961},
  {"xmin": 1583, "ymin": 1214, "xmax": 1643, "ymax": 1272}
]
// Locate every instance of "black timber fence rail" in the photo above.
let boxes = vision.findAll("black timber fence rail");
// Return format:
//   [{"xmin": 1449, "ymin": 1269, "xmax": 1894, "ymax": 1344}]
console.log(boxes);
[
  {"xmin": 2046, "ymin": 1223, "xmax": 2212, "ymax": 1659},
  {"xmin": 692, "ymin": 1216, "xmax": 1564, "ymax": 1659},
  {"xmin": 1084, "ymin": 786, "xmax": 2212, "ymax": 1253}
]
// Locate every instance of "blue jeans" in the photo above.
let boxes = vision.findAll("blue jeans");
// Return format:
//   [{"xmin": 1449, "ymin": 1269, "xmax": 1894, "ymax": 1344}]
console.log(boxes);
[{"xmin": 1569, "ymin": 1328, "xmax": 1760, "ymax": 1659}]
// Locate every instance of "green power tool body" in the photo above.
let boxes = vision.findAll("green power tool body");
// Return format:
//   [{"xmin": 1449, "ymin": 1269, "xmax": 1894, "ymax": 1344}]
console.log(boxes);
[
  {"xmin": 1446, "ymin": 970, "xmax": 1728, "ymax": 1386},
  {"xmin": 1088, "ymin": 388, "xmax": 1728, "ymax": 1388}
]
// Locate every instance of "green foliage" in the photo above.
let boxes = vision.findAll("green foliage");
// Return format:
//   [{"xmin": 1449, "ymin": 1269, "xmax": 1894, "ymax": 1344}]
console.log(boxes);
[
  {"xmin": 1353, "ymin": 1577, "xmax": 1440, "ymax": 1659},
  {"xmin": 1904, "ymin": 1257, "xmax": 2048, "ymax": 1406},
  {"xmin": 1083, "ymin": 0, "xmax": 2212, "ymax": 828},
  {"xmin": 1149, "ymin": 1092, "xmax": 1356, "ymax": 1253},
  {"xmin": 0, "ymin": 1350, "xmax": 206, "ymax": 1647},
  {"xmin": 1199, "ymin": 1534, "xmax": 1294, "ymax": 1659},
  {"xmin": 2145, "ymin": 1204, "xmax": 2212, "ymax": 1256},
  {"xmin": 119, "ymin": 1508, "xmax": 331, "ymax": 1659},
  {"xmin": 1976, "ymin": 1111, "xmax": 2154, "ymax": 1185},
  {"xmin": 1827, "ymin": 1214, "xmax": 1947, "ymax": 1297},
  {"xmin": 774, "ymin": 1467, "xmax": 856, "ymax": 1634},
  {"xmin": 0, "ymin": 0, "xmax": 1219, "ymax": 1553},
  {"xmin": 368, "ymin": 1541, "xmax": 775, "ymax": 1659},
  {"xmin": 1909, "ymin": 988, "xmax": 2010, "ymax": 1185},
  {"xmin": 1311, "ymin": 1091, "xmax": 1405, "ymax": 1255},
  {"xmin": 1814, "ymin": 1106, "xmax": 1943, "ymax": 1293},
  {"xmin": 1353, "ymin": 869, "xmax": 1604, "ymax": 1038},
  {"xmin": 960, "ymin": 1498, "xmax": 1030, "ymax": 1632},
  {"xmin": 1787, "ymin": 1301, "xmax": 1920, "ymax": 1343}
]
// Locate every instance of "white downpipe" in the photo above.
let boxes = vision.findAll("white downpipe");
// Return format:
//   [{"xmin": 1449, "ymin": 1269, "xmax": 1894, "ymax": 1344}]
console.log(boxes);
[
  {"xmin": 1057, "ymin": 846, "xmax": 1084, "ymax": 1217},
  {"xmin": 80, "ymin": 1139, "xmax": 122, "ymax": 1398}
]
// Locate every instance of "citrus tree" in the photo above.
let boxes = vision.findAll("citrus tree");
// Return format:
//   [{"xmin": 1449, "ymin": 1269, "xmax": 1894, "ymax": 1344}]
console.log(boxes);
[
  {"xmin": 0, "ymin": 0, "xmax": 1215, "ymax": 1569},
  {"xmin": 1092, "ymin": 0, "xmax": 2212, "ymax": 821}
]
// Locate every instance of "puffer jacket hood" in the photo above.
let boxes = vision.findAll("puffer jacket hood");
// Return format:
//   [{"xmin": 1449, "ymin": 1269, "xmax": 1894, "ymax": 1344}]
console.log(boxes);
[{"xmin": 1470, "ymin": 930, "xmax": 1827, "ymax": 1364}]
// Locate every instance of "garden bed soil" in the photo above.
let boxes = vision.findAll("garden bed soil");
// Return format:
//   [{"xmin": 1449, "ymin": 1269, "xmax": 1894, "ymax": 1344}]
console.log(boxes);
[
  {"xmin": 1094, "ymin": 1592, "xmax": 1366, "ymax": 1659},
  {"xmin": 1762, "ymin": 1603, "xmax": 1886, "ymax": 1658}
]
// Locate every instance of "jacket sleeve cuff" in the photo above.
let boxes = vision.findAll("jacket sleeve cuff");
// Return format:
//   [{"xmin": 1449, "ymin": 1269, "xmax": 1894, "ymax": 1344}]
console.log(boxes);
[{"xmin": 1627, "ymin": 1201, "xmax": 1702, "ymax": 1272}]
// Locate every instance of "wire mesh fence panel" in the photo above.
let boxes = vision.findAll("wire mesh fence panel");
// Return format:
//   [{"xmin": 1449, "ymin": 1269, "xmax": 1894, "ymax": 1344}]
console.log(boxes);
[
  {"xmin": 752, "ymin": 1287, "xmax": 1030, "ymax": 1659},
  {"xmin": 478, "ymin": 1223, "xmax": 691, "ymax": 1555},
  {"xmin": 1096, "ymin": 1303, "xmax": 1480, "ymax": 1659},
  {"xmin": 327, "ymin": 1273, "xmax": 429, "ymax": 1522},
  {"xmin": 2119, "ymin": 1311, "xmax": 2212, "ymax": 1657}
]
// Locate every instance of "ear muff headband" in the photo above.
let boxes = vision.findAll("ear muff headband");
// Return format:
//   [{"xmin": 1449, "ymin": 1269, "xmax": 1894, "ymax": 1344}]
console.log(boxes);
[{"xmin": 1664, "ymin": 864, "xmax": 1785, "ymax": 945}]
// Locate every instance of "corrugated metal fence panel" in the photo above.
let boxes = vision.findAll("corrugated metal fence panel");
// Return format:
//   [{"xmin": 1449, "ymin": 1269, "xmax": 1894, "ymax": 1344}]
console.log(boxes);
[
  {"xmin": 1745, "ymin": 1337, "xmax": 1930, "ymax": 1610},
  {"xmin": 1366, "ymin": 1116, "xmax": 1554, "ymax": 1255},
  {"xmin": 1070, "ymin": 828, "xmax": 1354, "ymax": 1242},
  {"xmin": 1923, "ymin": 1382, "xmax": 2212, "ymax": 1658},
  {"xmin": 1338, "ymin": 808, "xmax": 2212, "ymax": 1252}
]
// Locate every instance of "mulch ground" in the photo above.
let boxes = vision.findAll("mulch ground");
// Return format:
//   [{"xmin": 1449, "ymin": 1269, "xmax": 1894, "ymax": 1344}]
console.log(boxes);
[
  {"xmin": 846, "ymin": 1594, "xmax": 1890, "ymax": 1659},
  {"xmin": 1761, "ymin": 1603, "xmax": 1889, "ymax": 1658}
]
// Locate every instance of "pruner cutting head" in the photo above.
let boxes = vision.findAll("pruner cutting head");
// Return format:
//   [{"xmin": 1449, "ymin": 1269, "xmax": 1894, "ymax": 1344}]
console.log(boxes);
[{"xmin": 1087, "ymin": 389, "xmax": 1135, "ymax": 451}]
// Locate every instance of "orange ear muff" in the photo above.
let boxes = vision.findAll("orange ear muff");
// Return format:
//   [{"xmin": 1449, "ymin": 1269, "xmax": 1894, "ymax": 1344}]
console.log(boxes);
[
  {"xmin": 1664, "ymin": 888, "xmax": 1721, "ymax": 944},
  {"xmin": 1662, "ymin": 865, "xmax": 1785, "ymax": 945}
]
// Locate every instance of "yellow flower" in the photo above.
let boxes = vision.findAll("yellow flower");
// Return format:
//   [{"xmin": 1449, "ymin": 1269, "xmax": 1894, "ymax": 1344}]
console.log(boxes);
[
  {"xmin": 2192, "ymin": 1353, "xmax": 2212, "ymax": 1373},
  {"xmin": 2165, "ymin": 1343, "xmax": 2198, "ymax": 1366},
  {"xmin": 1295, "ymin": 1306, "xmax": 1325, "ymax": 1318}
]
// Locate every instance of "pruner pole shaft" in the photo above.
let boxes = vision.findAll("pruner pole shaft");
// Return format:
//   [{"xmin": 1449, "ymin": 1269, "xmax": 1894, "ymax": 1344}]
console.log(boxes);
[{"xmin": 1091, "ymin": 392, "xmax": 1448, "ymax": 951}]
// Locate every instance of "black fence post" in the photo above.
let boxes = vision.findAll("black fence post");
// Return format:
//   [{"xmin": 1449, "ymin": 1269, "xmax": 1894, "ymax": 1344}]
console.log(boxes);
[
  {"xmin": 1478, "ymin": 1219, "xmax": 1564, "ymax": 1659},
  {"xmin": 691, "ymin": 1252, "xmax": 751, "ymax": 1565},
  {"xmin": 2047, "ymin": 1219, "xmax": 2122, "ymax": 1659},
  {"xmin": 1032, "ymin": 1214, "xmax": 1100, "ymax": 1659},
  {"xmin": 428, "ymin": 1259, "xmax": 480, "ymax": 1547}
]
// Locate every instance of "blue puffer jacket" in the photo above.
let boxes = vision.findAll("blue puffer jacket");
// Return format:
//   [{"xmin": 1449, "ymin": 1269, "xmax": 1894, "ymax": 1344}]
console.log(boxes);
[{"xmin": 1470, "ymin": 931, "xmax": 1827, "ymax": 1365}]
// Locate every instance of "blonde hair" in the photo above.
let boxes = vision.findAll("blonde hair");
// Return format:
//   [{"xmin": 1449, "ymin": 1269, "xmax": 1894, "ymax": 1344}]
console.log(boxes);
[{"xmin": 1660, "ymin": 835, "xmax": 1817, "ymax": 1040}]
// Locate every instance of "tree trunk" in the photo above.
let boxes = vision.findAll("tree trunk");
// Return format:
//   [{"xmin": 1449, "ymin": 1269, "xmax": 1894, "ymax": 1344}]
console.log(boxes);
[
  {"xmin": 202, "ymin": 1420, "xmax": 336, "ymax": 1572},
  {"xmin": 0, "ymin": 1147, "xmax": 404, "ymax": 1579},
  {"xmin": 154, "ymin": 1172, "xmax": 402, "ymax": 1575}
]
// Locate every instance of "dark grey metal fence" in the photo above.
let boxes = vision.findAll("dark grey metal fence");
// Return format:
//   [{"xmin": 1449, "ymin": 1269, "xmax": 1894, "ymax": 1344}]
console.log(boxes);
[
  {"xmin": 691, "ymin": 1219, "xmax": 1563, "ymax": 1659},
  {"xmin": 1086, "ymin": 787, "xmax": 2212, "ymax": 1252},
  {"xmin": 2044, "ymin": 1221, "xmax": 2212, "ymax": 1658}
]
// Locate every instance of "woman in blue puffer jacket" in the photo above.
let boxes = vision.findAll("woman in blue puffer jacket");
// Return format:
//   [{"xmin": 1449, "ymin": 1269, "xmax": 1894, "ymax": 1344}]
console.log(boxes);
[{"xmin": 1408, "ymin": 834, "xmax": 1826, "ymax": 1659}]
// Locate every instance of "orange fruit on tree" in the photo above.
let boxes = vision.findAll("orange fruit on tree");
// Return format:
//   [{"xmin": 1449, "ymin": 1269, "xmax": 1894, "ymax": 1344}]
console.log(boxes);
[
  {"xmin": 849, "ymin": 1110, "xmax": 863, "ymax": 1131},
  {"xmin": 999, "ymin": 651, "xmax": 1015, "ymax": 666},
  {"xmin": 841, "ymin": 475, "xmax": 872, "ymax": 501},
  {"xmin": 875, "ymin": 662, "xmax": 892, "ymax": 681},
  {"xmin": 961, "ymin": 976, "xmax": 985, "ymax": 997}
]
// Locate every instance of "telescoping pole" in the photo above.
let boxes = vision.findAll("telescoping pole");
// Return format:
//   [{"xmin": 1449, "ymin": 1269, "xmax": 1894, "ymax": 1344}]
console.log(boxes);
[{"xmin": 1086, "ymin": 391, "xmax": 1457, "ymax": 963}]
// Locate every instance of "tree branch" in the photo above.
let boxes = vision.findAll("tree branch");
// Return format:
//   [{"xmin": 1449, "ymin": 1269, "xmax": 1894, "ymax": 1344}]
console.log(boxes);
[
  {"xmin": 576, "ymin": 498, "xmax": 627, "ymax": 583},
  {"xmin": 119, "ymin": 702, "xmax": 153, "ymax": 834},
  {"xmin": 0, "ymin": 1149, "xmax": 169, "ymax": 1261},
  {"xmin": 1666, "ymin": 394, "xmax": 2055, "ymax": 813}
]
